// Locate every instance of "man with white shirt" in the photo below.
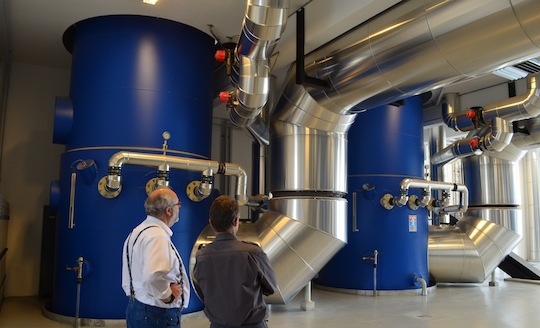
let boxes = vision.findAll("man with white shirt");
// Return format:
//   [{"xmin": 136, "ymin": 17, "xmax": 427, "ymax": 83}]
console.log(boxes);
[{"xmin": 122, "ymin": 187, "xmax": 190, "ymax": 328}]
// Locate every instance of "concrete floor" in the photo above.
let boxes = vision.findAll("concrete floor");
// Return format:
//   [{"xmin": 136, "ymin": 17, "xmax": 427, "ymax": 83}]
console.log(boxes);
[{"xmin": 1, "ymin": 278, "xmax": 539, "ymax": 328}]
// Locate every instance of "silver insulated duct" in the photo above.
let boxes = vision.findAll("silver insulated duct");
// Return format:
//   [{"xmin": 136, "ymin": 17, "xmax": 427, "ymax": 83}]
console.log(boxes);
[
  {"xmin": 429, "ymin": 216, "xmax": 521, "ymax": 283},
  {"xmin": 265, "ymin": 0, "xmax": 540, "ymax": 297},
  {"xmin": 194, "ymin": 0, "xmax": 540, "ymax": 303}
]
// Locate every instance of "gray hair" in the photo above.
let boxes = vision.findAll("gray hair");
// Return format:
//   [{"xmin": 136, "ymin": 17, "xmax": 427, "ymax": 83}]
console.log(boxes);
[{"xmin": 144, "ymin": 189, "xmax": 176, "ymax": 217}]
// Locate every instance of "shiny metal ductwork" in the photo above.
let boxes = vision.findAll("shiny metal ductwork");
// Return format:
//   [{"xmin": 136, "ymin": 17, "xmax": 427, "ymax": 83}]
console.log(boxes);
[
  {"xmin": 191, "ymin": 197, "xmax": 347, "ymax": 303},
  {"xmin": 226, "ymin": 0, "xmax": 289, "ymax": 130},
  {"xmin": 199, "ymin": 0, "xmax": 540, "ymax": 302},
  {"xmin": 265, "ymin": 0, "xmax": 540, "ymax": 295},
  {"xmin": 429, "ymin": 216, "xmax": 521, "ymax": 283},
  {"xmin": 298, "ymin": 0, "xmax": 540, "ymax": 112},
  {"xmin": 434, "ymin": 74, "xmax": 540, "ymax": 166}
]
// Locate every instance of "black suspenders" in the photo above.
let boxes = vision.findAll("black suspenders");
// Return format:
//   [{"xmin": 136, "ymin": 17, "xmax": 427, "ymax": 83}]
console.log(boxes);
[{"xmin": 125, "ymin": 225, "xmax": 185, "ymax": 308}]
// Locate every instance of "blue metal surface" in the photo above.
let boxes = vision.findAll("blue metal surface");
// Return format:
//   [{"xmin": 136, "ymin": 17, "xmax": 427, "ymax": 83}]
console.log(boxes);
[
  {"xmin": 50, "ymin": 16, "xmax": 214, "ymax": 319},
  {"xmin": 317, "ymin": 96, "xmax": 429, "ymax": 291},
  {"xmin": 62, "ymin": 15, "xmax": 214, "ymax": 153}
]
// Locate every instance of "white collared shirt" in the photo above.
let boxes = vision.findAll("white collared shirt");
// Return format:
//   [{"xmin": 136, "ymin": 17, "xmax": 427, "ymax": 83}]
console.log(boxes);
[{"xmin": 122, "ymin": 216, "xmax": 190, "ymax": 308}]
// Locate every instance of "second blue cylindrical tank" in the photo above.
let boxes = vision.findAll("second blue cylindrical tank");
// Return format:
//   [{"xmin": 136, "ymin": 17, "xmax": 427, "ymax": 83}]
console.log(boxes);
[{"xmin": 317, "ymin": 96, "xmax": 429, "ymax": 291}]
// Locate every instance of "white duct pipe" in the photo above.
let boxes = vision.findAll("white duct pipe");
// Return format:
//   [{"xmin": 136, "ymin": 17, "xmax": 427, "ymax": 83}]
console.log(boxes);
[
  {"xmin": 106, "ymin": 151, "xmax": 248, "ymax": 205},
  {"xmin": 396, "ymin": 179, "xmax": 468, "ymax": 213}
]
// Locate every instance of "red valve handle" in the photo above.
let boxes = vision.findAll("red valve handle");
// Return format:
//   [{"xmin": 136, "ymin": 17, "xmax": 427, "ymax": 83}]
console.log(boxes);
[
  {"xmin": 469, "ymin": 139, "xmax": 479, "ymax": 148},
  {"xmin": 219, "ymin": 91, "xmax": 230, "ymax": 103},
  {"xmin": 215, "ymin": 50, "xmax": 226, "ymax": 62},
  {"xmin": 466, "ymin": 110, "xmax": 476, "ymax": 119}
]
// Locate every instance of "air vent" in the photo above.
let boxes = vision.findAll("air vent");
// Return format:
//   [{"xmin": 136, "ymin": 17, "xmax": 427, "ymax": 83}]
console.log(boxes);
[
  {"xmin": 514, "ymin": 59, "xmax": 540, "ymax": 74},
  {"xmin": 492, "ymin": 59, "xmax": 540, "ymax": 80}
]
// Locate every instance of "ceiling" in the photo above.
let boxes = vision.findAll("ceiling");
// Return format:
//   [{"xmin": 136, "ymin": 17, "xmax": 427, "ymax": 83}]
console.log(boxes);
[
  {"xmin": 0, "ymin": 0, "xmax": 523, "ymax": 108},
  {"xmin": 0, "ymin": 0, "xmax": 403, "ymax": 71}
]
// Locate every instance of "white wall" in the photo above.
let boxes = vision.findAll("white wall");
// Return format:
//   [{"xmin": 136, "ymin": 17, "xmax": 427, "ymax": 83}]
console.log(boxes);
[{"xmin": 0, "ymin": 62, "xmax": 69, "ymax": 296}]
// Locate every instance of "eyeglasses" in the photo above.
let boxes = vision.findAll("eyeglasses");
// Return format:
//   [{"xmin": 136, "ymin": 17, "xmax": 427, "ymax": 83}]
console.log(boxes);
[{"xmin": 170, "ymin": 202, "xmax": 182, "ymax": 208}]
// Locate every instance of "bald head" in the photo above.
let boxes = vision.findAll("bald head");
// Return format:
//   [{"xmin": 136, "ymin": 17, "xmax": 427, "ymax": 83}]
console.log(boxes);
[{"xmin": 145, "ymin": 188, "xmax": 179, "ymax": 217}]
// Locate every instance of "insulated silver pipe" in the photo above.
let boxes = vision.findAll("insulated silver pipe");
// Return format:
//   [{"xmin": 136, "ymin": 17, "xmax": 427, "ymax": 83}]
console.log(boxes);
[
  {"xmin": 106, "ymin": 151, "xmax": 248, "ymax": 205},
  {"xmin": 429, "ymin": 216, "xmax": 521, "ymax": 283},
  {"xmin": 483, "ymin": 74, "xmax": 540, "ymax": 123},
  {"xmin": 435, "ymin": 74, "xmax": 538, "ymax": 165},
  {"xmin": 229, "ymin": 0, "xmax": 289, "ymax": 127},
  {"xmin": 480, "ymin": 117, "xmax": 513, "ymax": 152},
  {"xmin": 430, "ymin": 137, "xmax": 483, "ymax": 167},
  {"xmin": 221, "ymin": 0, "xmax": 540, "ymax": 302},
  {"xmin": 298, "ymin": 0, "xmax": 540, "ymax": 112}
]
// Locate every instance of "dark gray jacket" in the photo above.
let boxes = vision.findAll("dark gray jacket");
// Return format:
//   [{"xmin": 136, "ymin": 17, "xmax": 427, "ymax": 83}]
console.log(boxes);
[{"xmin": 193, "ymin": 233, "xmax": 277, "ymax": 326}]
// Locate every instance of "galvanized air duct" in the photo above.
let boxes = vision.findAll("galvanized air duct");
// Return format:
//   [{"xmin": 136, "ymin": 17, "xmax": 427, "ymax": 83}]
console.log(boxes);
[
  {"xmin": 197, "ymin": 0, "xmax": 540, "ymax": 303},
  {"xmin": 433, "ymin": 74, "xmax": 540, "ymax": 166},
  {"xmin": 263, "ymin": 0, "xmax": 540, "ymax": 298},
  {"xmin": 428, "ymin": 216, "xmax": 521, "ymax": 283},
  {"xmin": 227, "ymin": 0, "xmax": 289, "ymax": 130},
  {"xmin": 295, "ymin": 0, "xmax": 540, "ymax": 113}
]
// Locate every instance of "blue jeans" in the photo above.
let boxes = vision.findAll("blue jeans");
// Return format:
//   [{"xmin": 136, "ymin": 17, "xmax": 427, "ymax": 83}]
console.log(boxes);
[{"xmin": 126, "ymin": 298, "xmax": 182, "ymax": 328}]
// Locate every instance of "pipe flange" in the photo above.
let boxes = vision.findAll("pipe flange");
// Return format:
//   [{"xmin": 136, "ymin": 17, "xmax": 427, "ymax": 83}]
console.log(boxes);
[
  {"xmin": 186, "ymin": 181, "xmax": 204, "ymax": 202},
  {"xmin": 97, "ymin": 176, "xmax": 122, "ymax": 199},
  {"xmin": 380, "ymin": 193, "xmax": 394, "ymax": 210},
  {"xmin": 146, "ymin": 178, "xmax": 159, "ymax": 196},
  {"xmin": 408, "ymin": 195, "xmax": 419, "ymax": 210}
]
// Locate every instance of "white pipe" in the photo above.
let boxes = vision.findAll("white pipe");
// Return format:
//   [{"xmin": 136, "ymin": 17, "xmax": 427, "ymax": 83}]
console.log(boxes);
[
  {"xmin": 106, "ymin": 151, "xmax": 248, "ymax": 205},
  {"xmin": 399, "ymin": 179, "xmax": 468, "ymax": 213},
  {"xmin": 415, "ymin": 277, "xmax": 427, "ymax": 296}
]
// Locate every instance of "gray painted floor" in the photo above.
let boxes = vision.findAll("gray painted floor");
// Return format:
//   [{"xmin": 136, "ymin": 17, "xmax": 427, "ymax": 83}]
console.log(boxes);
[{"xmin": 1, "ymin": 278, "xmax": 540, "ymax": 327}]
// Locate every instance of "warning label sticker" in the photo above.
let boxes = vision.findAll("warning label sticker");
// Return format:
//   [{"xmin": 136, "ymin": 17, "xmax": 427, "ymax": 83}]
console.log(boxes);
[{"xmin": 409, "ymin": 215, "xmax": 417, "ymax": 232}]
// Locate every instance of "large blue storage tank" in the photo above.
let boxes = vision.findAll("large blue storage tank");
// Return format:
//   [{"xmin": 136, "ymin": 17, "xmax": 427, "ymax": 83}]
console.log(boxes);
[
  {"xmin": 49, "ymin": 15, "xmax": 215, "ymax": 319},
  {"xmin": 317, "ymin": 96, "xmax": 429, "ymax": 291}
]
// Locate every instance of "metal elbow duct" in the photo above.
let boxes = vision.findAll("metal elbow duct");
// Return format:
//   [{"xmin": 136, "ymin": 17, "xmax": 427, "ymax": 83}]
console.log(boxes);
[
  {"xmin": 481, "ymin": 117, "xmax": 513, "ymax": 152},
  {"xmin": 104, "ymin": 151, "xmax": 248, "ymax": 204},
  {"xmin": 441, "ymin": 93, "xmax": 478, "ymax": 132},
  {"xmin": 482, "ymin": 74, "xmax": 540, "ymax": 123},
  {"xmin": 229, "ymin": 0, "xmax": 289, "ymax": 127},
  {"xmin": 429, "ymin": 216, "xmax": 521, "ymax": 283}
]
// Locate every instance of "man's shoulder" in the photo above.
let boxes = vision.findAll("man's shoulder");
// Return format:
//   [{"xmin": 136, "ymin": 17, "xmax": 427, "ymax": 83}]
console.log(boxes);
[
  {"xmin": 238, "ymin": 240, "xmax": 266, "ymax": 255},
  {"xmin": 241, "ymin": 240, "xmax": 260, "ymax": 247}
]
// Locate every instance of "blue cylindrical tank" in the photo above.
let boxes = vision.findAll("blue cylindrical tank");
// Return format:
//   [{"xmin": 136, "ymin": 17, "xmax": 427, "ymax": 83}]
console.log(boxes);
[
  {"xmin": 49, "ymin": 15, "xmax": 215, "ymax": 319},
  {"xmin": 317, "ymin": 96, "xmax": 428, "ymax": 291}
]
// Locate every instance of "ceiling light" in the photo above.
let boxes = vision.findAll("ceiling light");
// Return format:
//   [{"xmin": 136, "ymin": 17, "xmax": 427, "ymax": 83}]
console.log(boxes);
[
  {"xmin": 143, "ymin": 0, "xmax": 158, "ymax": 4},
  {"xmin": 492, "ymin": 66, "xmax": 529, "ymax": 81}
]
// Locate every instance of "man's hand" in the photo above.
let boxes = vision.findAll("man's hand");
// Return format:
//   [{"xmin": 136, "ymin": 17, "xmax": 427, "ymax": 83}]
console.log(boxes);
[{"xmin": 162, "ymin": 282, "xmax": 182, "ymax": 304}]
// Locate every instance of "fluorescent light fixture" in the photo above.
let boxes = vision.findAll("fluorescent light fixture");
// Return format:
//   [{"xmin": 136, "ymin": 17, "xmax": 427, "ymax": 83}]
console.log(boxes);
[
  {"xmin": 143, "ymin": 0, "xmax": 158, "ymax": 4},
  {"xmin": 492, "ymin": 65, "xmax": 529, "ymax": 81}
]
